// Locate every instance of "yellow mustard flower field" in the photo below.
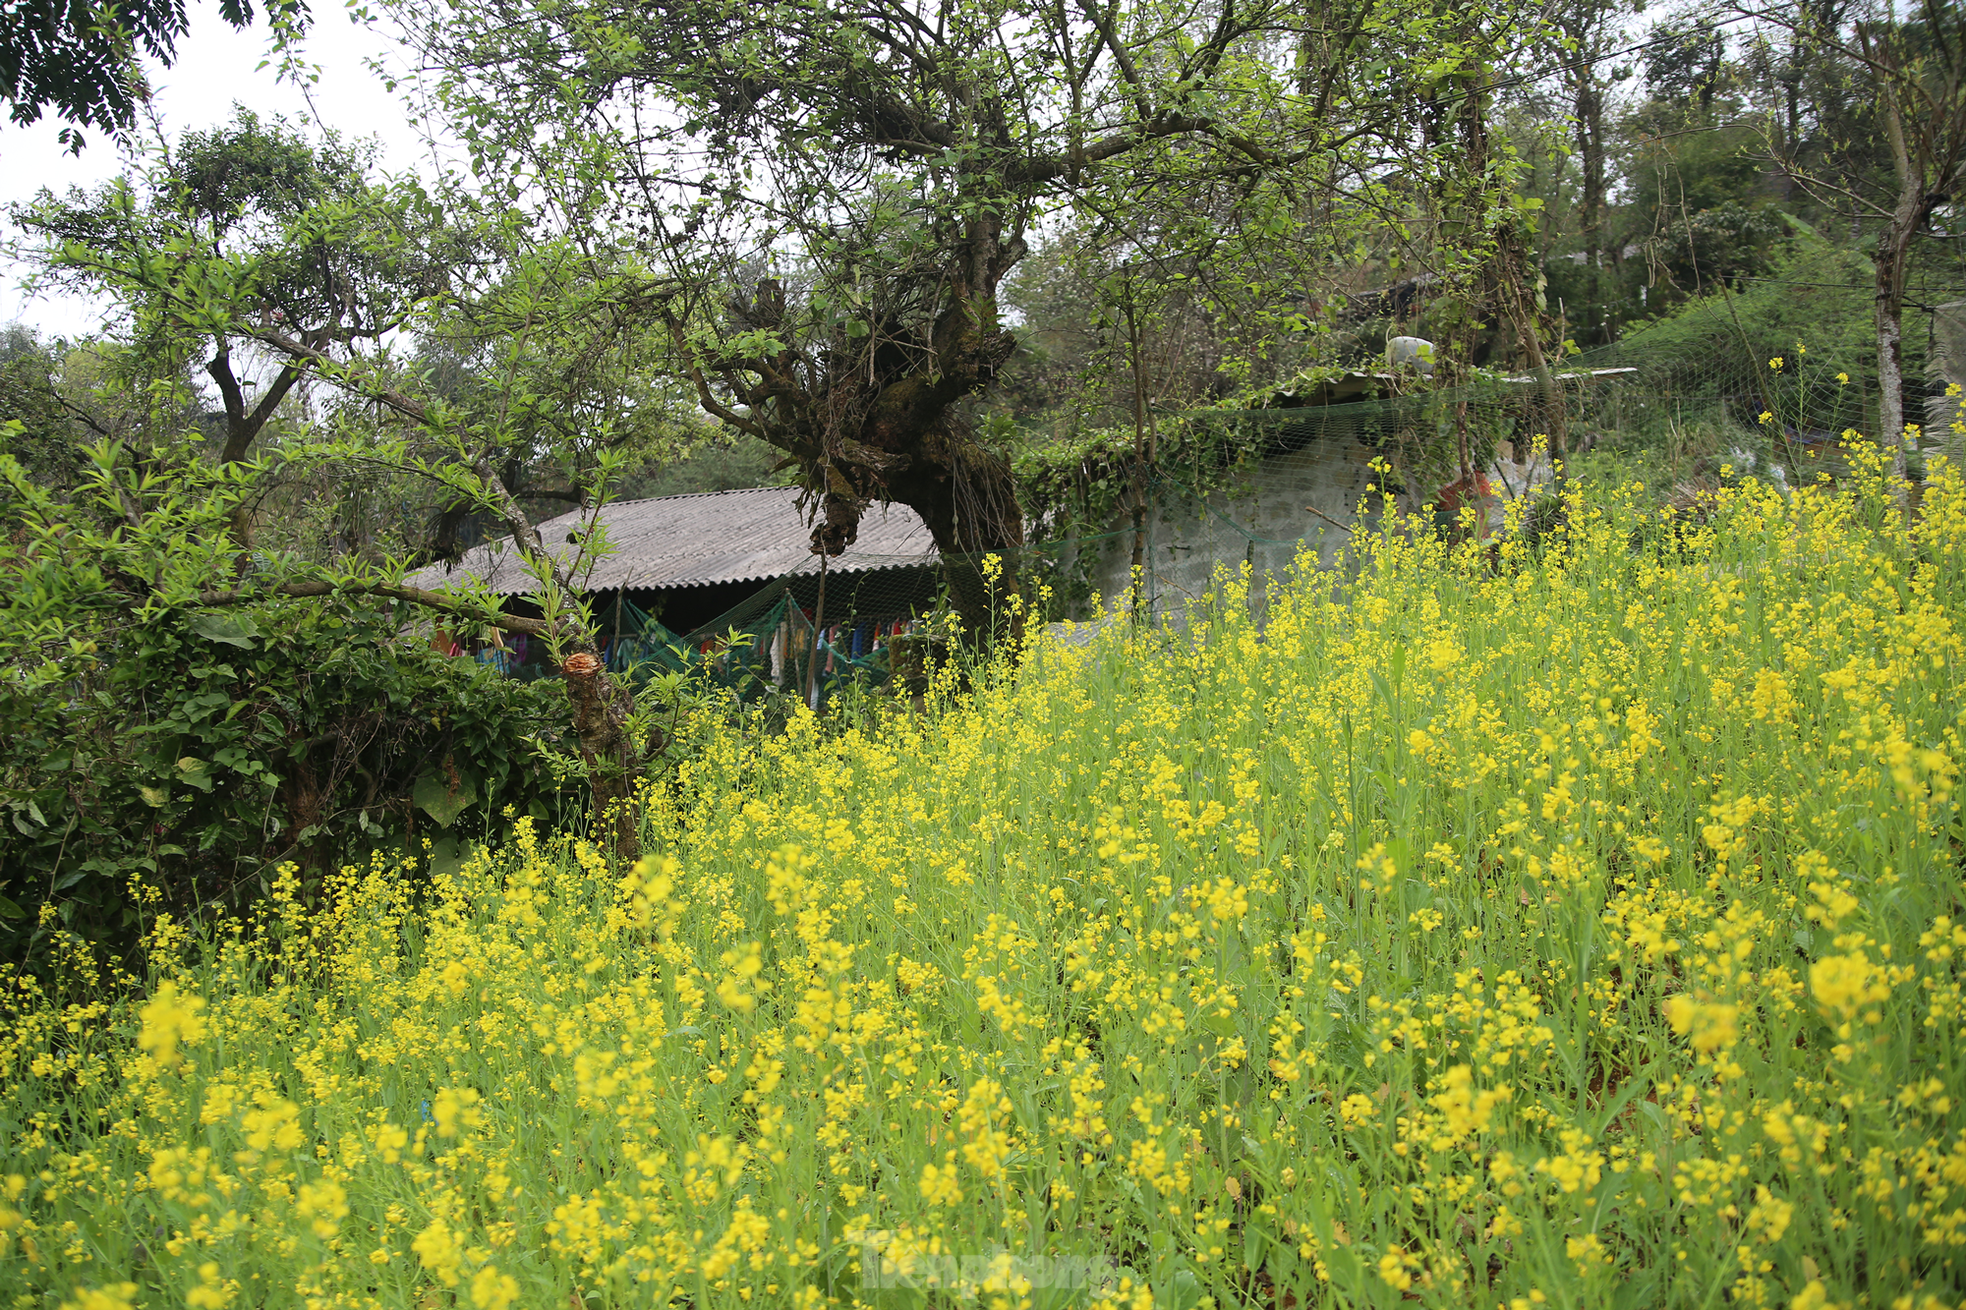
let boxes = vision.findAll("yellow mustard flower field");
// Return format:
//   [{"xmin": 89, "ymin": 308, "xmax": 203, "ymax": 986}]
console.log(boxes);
[{"xmin": 5, "ymin": 450, "xmax": 1966, "ymax": 1310}]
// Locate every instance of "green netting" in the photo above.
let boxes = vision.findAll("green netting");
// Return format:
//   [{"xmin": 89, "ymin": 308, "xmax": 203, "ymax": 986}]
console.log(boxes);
[
  {"xmin": 602, "ymin": 595, "xmax": 684, "ymax": 676},
  {"xmin": 630, "ymin": 574, "xmax": 916, "ymax": 706}
]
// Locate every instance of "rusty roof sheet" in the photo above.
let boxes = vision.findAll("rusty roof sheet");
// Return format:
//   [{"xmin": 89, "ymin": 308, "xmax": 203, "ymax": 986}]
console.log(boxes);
[{"xmin": 403, "ymin": 486, "xmax": 939, "ymax": 596}]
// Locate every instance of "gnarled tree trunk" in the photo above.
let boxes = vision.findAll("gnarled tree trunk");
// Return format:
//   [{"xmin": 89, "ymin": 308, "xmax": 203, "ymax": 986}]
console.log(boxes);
[
  {"xmin": 880, "ymin": 435, "xmax": 1026, "ymax": 644},
  {"xmin": 673, "ymin": 236, "xmax": 1030, "ymax": 647}
]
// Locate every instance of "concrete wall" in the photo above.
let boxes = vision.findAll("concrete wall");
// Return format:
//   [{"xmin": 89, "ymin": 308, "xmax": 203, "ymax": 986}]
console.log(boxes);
[{"xmin": 1080, "ymin": 434, "xmax": 1381, "ymax": 624}]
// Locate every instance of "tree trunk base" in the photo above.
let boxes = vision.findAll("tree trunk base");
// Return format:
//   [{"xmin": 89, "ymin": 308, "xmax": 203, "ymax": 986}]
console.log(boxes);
[{"xmin": 562, "ymin": 651, "xmax": 642, "ymax": 863}]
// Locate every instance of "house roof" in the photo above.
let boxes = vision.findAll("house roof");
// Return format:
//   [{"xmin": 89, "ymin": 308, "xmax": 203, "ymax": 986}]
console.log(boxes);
[{"xmin": 403, "ymin": 486, "xmax": 939, "ymax": 596}]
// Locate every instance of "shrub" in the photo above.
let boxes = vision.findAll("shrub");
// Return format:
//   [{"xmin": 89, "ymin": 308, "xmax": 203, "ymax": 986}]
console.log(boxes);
[{"xmin": 0, "ymin": 597, "xmax": 581, "ymax": 973}]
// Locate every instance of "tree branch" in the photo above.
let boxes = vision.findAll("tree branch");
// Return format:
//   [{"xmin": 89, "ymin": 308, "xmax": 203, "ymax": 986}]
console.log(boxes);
[
  {"xmin": 245, "ymin": 361, "xmax": 307, "ymax": 441},
  {"xmin": 194, "ymin": 577, "xmax": 549, "ymax": 636},
  {"xmin": 1081, "ymin": 0, "xmax": 1154, "ymax": 123},
  {"xmin": 247, "ymin": 325, "xmax": 436, "ymax": 424}
]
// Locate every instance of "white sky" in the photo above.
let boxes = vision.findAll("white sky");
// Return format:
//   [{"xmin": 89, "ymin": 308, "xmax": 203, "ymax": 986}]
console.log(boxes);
[{"xmin": 0, "ymin": 0, "xmax": 439, "ymax": 339}]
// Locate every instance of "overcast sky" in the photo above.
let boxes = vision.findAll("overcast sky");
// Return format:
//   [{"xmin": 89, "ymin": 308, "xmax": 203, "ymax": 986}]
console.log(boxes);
[{"xmin": 0, "ymin": 0, "xmax": 438, "ymax": 339}]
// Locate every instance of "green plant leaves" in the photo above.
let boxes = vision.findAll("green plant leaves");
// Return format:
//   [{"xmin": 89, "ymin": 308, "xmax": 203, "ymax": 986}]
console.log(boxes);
[
  {"xmin": 174, "ymin": 756, "xmax": 215, "ymax": 791},
  {"xmin": 191, "ymin": 614, "xmax": 260, "ymax": 648},
  {"xmin": 413, "ymin": 769, "xmax": 479, "ymax": 827},
  {"xmin": 2, "ymin": 579, "xmax": 581, "ymax": 970}
]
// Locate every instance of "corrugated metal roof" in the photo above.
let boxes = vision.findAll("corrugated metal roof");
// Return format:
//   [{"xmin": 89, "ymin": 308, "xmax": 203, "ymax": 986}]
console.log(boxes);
[{"xmin": 403, "ymin": 486, "xmax": 939, "ymax": 596}]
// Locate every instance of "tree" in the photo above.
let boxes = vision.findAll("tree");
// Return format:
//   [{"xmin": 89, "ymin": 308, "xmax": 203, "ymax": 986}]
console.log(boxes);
[
  {"xmin": 1644, "ymin": 17, "xmax": 1733, "ymax": 121},
  {"xmin": 0, "ymin": 425, "xmax": 591, "ymax": 966},
  {"xmin": 996, "ymin": 166, "xmax": 1370, "ymax": 612},
  {"xmin": 1851, "ymin": 1, "xmax": 1966, "ymax": 469},
  {"xmin": 1545, "ymin": 0, "xmax": 1642, "ymax": 346},
  {"xmin": 1, "ymin": 0, "xmax": 306, "ymax": 150},
  {"xmin": 12, "ymin": 110, "xmax": 457, "ymax": 540},
  {"xmin": 188, "ymin": 236, "xmax": 697, "ymax": 859},
  {"xmin": 1730, "ymin": 0, "xmax": 1966, "ymax": 475},
  {"xmin": 10, "ymin": 117, "xmax": 706, "ymax": 862},
  {"xmin": 0, "ymin": 326, "xmax": 85, "ymax": 486},
  {"xmin": 267, "ymin": 239, "xmax": 707, "ymax": 855},
  {"xmin": 393, "ymin": 0, "xmax": 1386, "ymax": 635},
  {"xmin": 1343, "ymin": 0, "xmax": 1570, "ymax": 473}
]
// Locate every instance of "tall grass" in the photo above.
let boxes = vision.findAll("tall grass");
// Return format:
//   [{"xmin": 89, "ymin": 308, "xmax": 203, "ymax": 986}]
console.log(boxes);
[{"xmin": 4, "ymin": 446, "xmax": 1964, "ymax": 1310}]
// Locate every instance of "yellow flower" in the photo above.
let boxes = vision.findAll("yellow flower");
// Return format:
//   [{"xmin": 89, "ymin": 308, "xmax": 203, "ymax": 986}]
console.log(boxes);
[
  {"xmin": 58, "ymin": 1286, "xmax": 138, "ymax": 1310},
  {"xmin": 296, "ymin": 1180, "xmax": 348, "ymax": 1238},
  {"xmin": 1769, "ymin": 356, "xmax": 1784, "ymax": 371},
  {"xmin": 1810, "ymin": 952, "xmax": 1890, "ymax": 1021},
  {"xmin": 412, "ymin": 1220, "xmax": 463, "ymax": 1287},
  {"xmin": 371, "ymin": 1120, "xmax": 410, "ymax": 1164},
  {"xmin": 1837, "ymin": 372, "xmax": 1850, "ymax": 385},
  {"xmin": 432, "ymin": 1086, "xmax": 482, "ymax": 1139},
  {"xmin": 470, "ymin": 1264, "xmax": 519, "ymax": 1310},
  {"xmin": 1745, "ymin": 1186, "xmax": 1793, "ymax": 1243},
  {"xmin": 1664, "ymin": 993, "xmax": 1741, "ymax": 1054},
  {"xmin": 717, "ymin": 941, "xmax": 765, "ymax": 1013},
  {"xmin": 186, "ymin": 1263, "xmax": 232, "ymax": 1309},
  {"xmin": 136, "ymin": 981, "xmax": 206, "ymax": 1068},
  {"xmin": 11, "ymin": 448, "xmax": 1966, "ymax": 1304},
  {"xmin": 1759, "ymin": 410, "xmax": 1774, "ymax": 425},
  {"xmin": 958, "ymin": 1079, "xmax": 1013, "ymax": 1182},
  {"xmin": 241, "ymin": 1096, "xmax": 303, "ymax": 1152},
  {"xmin": 920, "ymin": 1158, "xmax": 962, "ymax": 1206},
  {"xmin": 1429, "ymin": 1063, "xmax": 1509, "ymax": 1137},
  {"xmin": 1629, "ymin": 835, "xmax": 1670, "ymax": 865}
]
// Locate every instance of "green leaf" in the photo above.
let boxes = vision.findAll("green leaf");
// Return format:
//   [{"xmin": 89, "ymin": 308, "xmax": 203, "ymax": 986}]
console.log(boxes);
[
  {"xmin": 1201, "ymin": 1008, "xmax": 1240, "ymax": 1038},
  {"xmin": 192, "ymin": 614, "xmax": 260, "ymax": 648},
  {"xmin": 413, "ymin": 771, "xmax": 479, "ymax": 827},
  {"xmin": 138, "ymin": 785, "xmax": 169, "ymax": 808},
  {"xmin": 0, "ymin": 894, "xmax": 25, "ymax": 920},
  {"xmin": 176, "ymin": 757, "xmax": 215, "ymax": 791},
  {"xmin": 424, "ymin": 836, "xmax": 471, "ymax": 878}
]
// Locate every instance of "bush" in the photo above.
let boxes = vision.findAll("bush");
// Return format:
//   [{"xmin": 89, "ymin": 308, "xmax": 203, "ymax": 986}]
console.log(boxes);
[{"xmin": 0, "ymin": 597, "xmax": 582, "ymax": 973}]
